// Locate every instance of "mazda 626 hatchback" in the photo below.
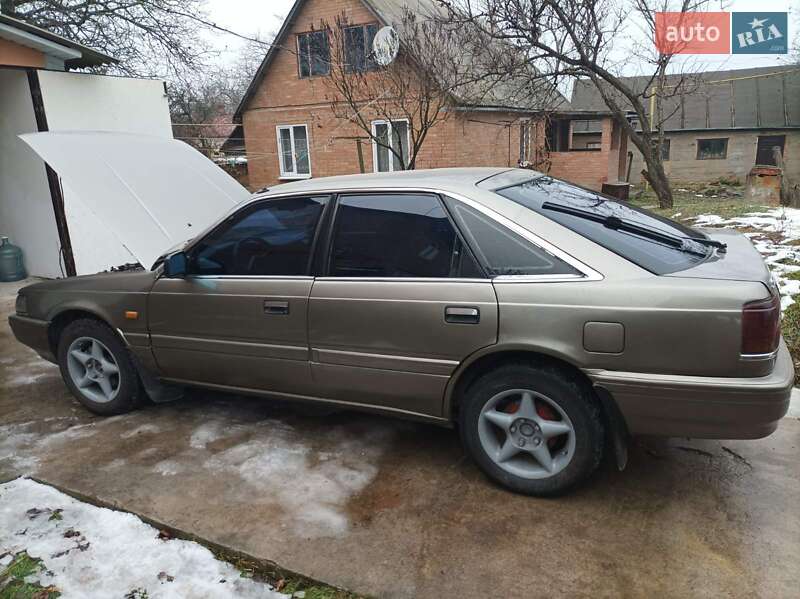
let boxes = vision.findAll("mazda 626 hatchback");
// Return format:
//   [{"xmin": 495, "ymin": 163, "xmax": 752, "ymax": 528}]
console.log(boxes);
[{"xmin": 10, "ymin": 164, "xmax": 793, "ymax": 496}]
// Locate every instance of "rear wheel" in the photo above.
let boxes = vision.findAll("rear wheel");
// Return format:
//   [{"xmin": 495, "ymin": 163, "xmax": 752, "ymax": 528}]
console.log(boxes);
[
  {"xmin": 459, "ymin": 362, "xmax": 604, "ymax": 496},
  {"xmin": 57, "ymin": 319, "xmax": 144, "ymax": 415}
]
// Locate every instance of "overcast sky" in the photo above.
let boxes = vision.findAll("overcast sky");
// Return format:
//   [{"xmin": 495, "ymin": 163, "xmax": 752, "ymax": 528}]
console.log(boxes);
[{"xmin": 204, "ymin": 0, "xmax": 796, "ymax": 80}]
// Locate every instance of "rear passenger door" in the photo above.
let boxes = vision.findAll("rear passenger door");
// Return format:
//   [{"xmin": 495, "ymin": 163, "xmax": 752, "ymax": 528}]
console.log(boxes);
[{"xmin": 308, "ymin": 193, "xmax": 498, "ymax": 418}]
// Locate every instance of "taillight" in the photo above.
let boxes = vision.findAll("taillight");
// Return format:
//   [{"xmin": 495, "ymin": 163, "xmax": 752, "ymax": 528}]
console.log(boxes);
[{"xmin": 742, "ymin": 294, "xmax": 781, "ymax": 355}]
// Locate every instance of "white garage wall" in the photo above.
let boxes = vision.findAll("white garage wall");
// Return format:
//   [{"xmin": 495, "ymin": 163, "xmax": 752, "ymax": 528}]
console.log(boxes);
[
  {"xmin": 0, "ymin": 69, "xmax": 63, "ymax": 279},
  {"xmin": 37, "ymin": 71, "xmax": 172, "ymax": 274},
  {"xmin": 38, "ymin": 72, "xmax": 172, "ymax": 137}
]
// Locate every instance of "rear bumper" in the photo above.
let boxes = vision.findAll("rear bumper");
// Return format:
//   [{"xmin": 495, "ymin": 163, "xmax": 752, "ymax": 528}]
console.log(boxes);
[
  {"xmin": 585, "ymin": 339, "xmax": 794, "ymax": 439},
  {"xmin": 8, "ymin": 314, "xmax": 55, "ymax": 363}
]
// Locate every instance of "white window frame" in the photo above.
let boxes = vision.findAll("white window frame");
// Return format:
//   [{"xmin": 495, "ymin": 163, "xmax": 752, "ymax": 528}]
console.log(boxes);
[
  {"xmin": 371, "ymin": 119, "xmax": 410, "ymax": 173},
  {"xmin": 276, "ymin": 124, "xmax": 312, "ymax": 180}
]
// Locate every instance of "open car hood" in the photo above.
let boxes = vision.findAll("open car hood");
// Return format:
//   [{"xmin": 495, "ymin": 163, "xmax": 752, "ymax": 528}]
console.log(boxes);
[{"xmin": 20, "ymin": 131, "xmax": 250, "ymax": 269}]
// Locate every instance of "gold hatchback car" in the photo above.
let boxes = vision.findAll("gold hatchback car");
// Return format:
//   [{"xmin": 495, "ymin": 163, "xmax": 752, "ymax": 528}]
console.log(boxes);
[{"xmin": 9, "ymin": 167, "xmax": 794, "ymax": 495}]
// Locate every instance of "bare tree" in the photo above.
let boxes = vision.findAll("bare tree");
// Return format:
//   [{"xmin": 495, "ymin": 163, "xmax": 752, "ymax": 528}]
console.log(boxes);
[
  {"xmin": 0, "ymin": 0, "xmax": 211, "ymax": 77},
  {"xmin": 169, "ymin": 41, "xmax": 265, "ymax": 156},
  {"xmin": 439, "ymin": 0, "xmax": 714, "ymax": 208}
]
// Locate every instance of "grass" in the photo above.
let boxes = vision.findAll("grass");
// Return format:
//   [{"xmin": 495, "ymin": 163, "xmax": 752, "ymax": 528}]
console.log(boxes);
[
  {"xmin": 279, "ymin": 580, "xmax": 360, "ymax": 599},
  {"xmin": 628, "ymin": 181, "xmax": 768, "ymax": 222},
  {"xmin": 0, "ymin": 552, "xmax": 60, "ymax": 599},
  {"xmin": 210, "ymin": 548, "xmax": 366, "ymax": 599}
]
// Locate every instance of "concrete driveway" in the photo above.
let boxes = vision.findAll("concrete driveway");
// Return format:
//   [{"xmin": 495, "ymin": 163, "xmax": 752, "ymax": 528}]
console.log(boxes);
[{"xmin": 2, "ymin": 280, "xmax": 799, "ymax": 598}]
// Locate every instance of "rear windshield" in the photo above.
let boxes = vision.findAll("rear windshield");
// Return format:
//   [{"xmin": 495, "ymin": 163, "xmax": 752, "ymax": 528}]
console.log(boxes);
[{"xmin": 495, "ymin": 177, "xmax": 710, "ymax": 275}]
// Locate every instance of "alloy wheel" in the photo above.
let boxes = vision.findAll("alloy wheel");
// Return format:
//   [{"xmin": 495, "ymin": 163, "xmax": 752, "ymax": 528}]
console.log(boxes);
[
  {"xmin": 478, "ymin": 388, "xmax": 576, "ymax": 479},
  {"xmin": 66, "ymin": 336, "xmax": 122, "ymax": 404}
]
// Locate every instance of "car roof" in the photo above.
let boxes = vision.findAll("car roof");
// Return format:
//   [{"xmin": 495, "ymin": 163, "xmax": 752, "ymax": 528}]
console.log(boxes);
[{"xmin": 253, "ymin": 167, "xmax": 540, "ymax": 199}]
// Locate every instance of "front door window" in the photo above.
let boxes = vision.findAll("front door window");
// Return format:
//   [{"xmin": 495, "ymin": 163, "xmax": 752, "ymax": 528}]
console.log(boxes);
[{"xmin": 189, "ymin": 196, "xmax": 328, "ymax": 276}]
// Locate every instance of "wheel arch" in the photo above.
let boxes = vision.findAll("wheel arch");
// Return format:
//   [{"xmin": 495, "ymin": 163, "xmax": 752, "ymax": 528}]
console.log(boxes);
[
  {"xmin": 47, "ymin": 307, "xmax": 123, "ymax": 357},
  {"xmin": 444, "ymin": 345, "xmax": 629, "ymax": 459}
]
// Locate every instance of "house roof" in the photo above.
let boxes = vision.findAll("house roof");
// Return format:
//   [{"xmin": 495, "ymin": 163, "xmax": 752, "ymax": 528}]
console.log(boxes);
[
  {"xmin": 221, "ymin": 124, "xmax": 245, "ymax": 153},
  {"xmin": 233, "ymin": 0, "xmax": 568, "ymax": 122},
  {"xmin": 0, "ymin": 13, "xmax": 117, "ymax": 69},
  {"xmin": 570, "ymin": 65, "xmax": 800, "ymax": 132}
]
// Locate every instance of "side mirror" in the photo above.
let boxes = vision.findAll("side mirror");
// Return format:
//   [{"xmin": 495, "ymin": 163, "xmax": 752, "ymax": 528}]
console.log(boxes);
[{"xmin": 163, "ymin": 251, "xmax": 187, "ymax": 278}]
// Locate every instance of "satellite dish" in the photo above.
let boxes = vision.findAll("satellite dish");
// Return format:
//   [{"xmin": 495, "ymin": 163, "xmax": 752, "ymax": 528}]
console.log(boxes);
[{"xmin": 372, "ymin": 26, "xmax": 399, "ymax": 66}]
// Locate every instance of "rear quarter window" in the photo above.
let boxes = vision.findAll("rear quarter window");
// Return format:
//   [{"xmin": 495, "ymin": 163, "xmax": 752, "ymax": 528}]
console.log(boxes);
[
  {"xmin": 445, "ymin": 199, "xmax": 581, "ymax": 277},
  {"xmin": 495, "ymin": 177, "xmax": 709, "ymax": 275}
]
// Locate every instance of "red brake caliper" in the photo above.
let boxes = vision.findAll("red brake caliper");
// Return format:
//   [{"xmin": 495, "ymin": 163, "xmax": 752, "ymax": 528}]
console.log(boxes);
[{"xmin": 536, "ymin": 402, "xmax": 561, "ymax": 448}]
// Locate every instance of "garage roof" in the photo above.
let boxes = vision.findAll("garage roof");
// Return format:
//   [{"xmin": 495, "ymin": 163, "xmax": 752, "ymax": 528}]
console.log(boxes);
[
  {"xmin": 0, "ymin": 13, "xmax": 117, "ymax": 69},
  {"xmin": 571, "ymin": 65, "xmax": 800, "ymax": 132}
]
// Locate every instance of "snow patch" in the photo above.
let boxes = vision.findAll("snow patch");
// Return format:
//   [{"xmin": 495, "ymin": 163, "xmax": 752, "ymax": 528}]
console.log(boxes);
[
  {"xmin": 788, "ymin": 389, "xmax": 800, "ymax": 419},
  {"xmin": 0, "ymin": 478, "xmax": 288, "ymax": 599},
  {"xmin": 189, "ymin": 422, "xmax": 227, "ymax": 449},
  {"xmin": 204, "ymin": 420, "xmax": 387, "ymax": 537},
  {"xmin": 153, "ymin": 460, "xmax": 184, "ymax": 476},
  {"xmin": 695, "ymin": 208, "xmax": 800, "ymax": 309},
  {"xmin": 2, "ymin": 360, "xmax": 59, "ymax": 388},
  {"xmin": 121, "ymin": 424, "xmax": 161, "ymax": 439}
]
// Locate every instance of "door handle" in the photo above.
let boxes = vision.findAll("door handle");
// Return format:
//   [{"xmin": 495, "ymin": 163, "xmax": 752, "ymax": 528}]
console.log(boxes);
[
  {"xmin": 445, "ymin": 306, "xmax": 480, "ymax": 324},
  {"xmin": 264, "ymin": 300, "xmax": 289, "ymax": 315}
]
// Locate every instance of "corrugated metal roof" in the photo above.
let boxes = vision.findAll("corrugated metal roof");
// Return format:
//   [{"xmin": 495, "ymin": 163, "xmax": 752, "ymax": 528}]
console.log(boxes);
[
  {"xmin": 570, "ymin": 66, "xmax": 800, "ymax": 132},
  {"xmin": 0, "ymin": 13, "xmax": 117, "ymax": 69}
]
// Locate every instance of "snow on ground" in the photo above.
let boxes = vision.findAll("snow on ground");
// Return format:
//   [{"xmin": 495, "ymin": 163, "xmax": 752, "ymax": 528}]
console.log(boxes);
[
  {"xmin": 789, "ymin": 388, "xmax": 800, "ymax": 419},
  {"xmin": 0, "ymin": 478, "xmax": 288, "ymax": 599},
  {"xmin": 695, "ymin": 207, "xmax": 800, "ymax": 309}
]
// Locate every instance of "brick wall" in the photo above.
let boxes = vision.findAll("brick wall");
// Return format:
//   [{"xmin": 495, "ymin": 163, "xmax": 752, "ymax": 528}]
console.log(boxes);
[
  {"xmin": 240, "ymin": 0, "xmax": 625, "ymax": 191},
  {"xmin": 547, "ymin": 118, "xmax": 627, "ymax": 190}
]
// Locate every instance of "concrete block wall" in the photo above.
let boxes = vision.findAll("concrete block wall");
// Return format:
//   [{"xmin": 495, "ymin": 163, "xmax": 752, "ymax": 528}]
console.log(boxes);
[{"xmin": 608, "ymin": 129, "xmax": 800, "ymax": 185}]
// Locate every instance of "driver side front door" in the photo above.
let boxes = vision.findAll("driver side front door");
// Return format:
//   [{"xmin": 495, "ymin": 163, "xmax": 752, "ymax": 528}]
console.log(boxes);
[{"xmin": 147, "ymin": 195, "xmax": 329, "ymax": 396}]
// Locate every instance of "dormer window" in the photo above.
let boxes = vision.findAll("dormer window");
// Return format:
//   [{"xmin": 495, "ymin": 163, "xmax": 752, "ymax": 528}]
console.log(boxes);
[
  {"xmin": 344, "ymin": 23, "xmax": 379, "ymax": 72},
  {"xmin": 297, "ymin": 30, "xmax": 330, "ymax": 77}
]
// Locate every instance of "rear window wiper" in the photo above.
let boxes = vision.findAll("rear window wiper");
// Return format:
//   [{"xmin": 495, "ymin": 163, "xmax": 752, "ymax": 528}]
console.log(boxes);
[
  {"xmin": 541, "ymin": 201, "xmax": 722, "ymax": 255},
  {"xmin": 684, "ymin": 236, "xmax": 727, "ymax": 251}
]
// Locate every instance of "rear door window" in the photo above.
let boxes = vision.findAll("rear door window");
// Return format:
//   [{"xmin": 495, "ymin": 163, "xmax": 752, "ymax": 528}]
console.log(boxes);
[
  {"xmin": 446, "ymin": 200, "xmax": 581, "ymax": 277},
  {"xmin": 329, "ymin": 193, "xmax": 482, "ymax": 278},
  {"xmin": 495, "ymin": 177, "xmax": 710, "ymax": 275}
]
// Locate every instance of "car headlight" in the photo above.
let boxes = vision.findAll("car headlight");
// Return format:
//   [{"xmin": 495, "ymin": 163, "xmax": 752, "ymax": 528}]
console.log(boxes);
[{"xmin": 15, "ymin": 294, "xmax": 27, "ymax": 316}]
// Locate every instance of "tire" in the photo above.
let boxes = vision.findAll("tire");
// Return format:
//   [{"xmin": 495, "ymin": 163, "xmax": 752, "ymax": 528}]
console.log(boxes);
[
  {"xmin": 57, "ymin": 318, "xmax": 144, "ymax": 416},
  {"xmin": 459, "ymin": 361, "xmax": 604, "ymax": 496}
]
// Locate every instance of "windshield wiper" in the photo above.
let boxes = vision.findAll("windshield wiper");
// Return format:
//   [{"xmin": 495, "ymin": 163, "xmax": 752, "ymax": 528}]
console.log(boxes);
[{"xmin": 541, "ymin": 201, "xmax": 724, "ymax": 255}]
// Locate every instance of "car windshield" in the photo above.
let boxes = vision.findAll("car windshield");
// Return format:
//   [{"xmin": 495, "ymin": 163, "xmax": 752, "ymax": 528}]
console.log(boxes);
[{"xmin": 495, "ymin": 176, "xmax": 712, "ymax": 275}]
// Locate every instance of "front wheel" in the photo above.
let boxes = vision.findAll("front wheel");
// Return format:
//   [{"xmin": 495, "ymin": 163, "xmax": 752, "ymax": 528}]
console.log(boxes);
[
  {"xmin": 57, "ymin": 318, "xmax": 144, "ymax": 415},
  {"xmin": 459, "ymin": 362, "xmax": 604, "ymax": 496}
]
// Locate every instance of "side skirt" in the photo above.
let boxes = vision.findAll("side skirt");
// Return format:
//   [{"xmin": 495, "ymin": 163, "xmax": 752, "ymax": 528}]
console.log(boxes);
[{"xmin": 159, "ymin": 376, "xmax": 454, "ymax": 427}]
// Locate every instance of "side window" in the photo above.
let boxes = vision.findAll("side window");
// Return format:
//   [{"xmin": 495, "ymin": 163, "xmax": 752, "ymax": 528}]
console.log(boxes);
[
  {"xmin": 329, "ymin": 194, "xmax": 480, "ymax": 278},
  {"xmin": 372, "ymin": 120, "xmax": 409, "ymax": 172},
  {"xmin": 297, "ymin": 31, "xmax": 330, "ymax": 77},
  {"xmin": 190, "ymin": 196, "xmax": 327, "ymax": 276},
  {"xmin": 344, "ymin": 23, "xmax": 379, "ymax": 72},
  {"xmin": 277, "ymin": 125, "xmax": 310, "ymax": 178},
  {"xmin": 447, "ymin": 201, "xmax": 581, "ymax": 277},
  {"xmin": 697, "ymin": 138, "xmax": 727, "ymax": 160}
]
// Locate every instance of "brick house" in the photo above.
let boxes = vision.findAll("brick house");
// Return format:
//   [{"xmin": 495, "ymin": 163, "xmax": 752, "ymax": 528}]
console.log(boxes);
[
  {"xmin": 234, "ymin": 0, "xmax": 630, "ymax": 192},
  {"xmin": 570, "ymin": 65, "xmax": 800, "ymax": 185}
]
